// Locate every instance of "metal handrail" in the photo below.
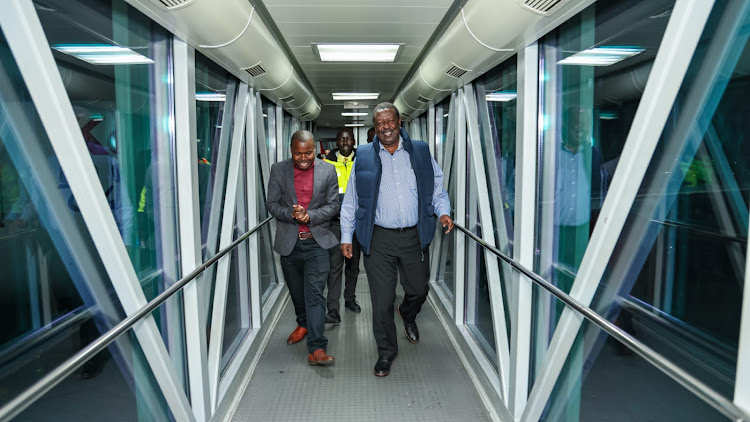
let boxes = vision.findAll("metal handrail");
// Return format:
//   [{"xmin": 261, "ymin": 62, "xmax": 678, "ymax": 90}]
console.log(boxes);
[
  {"xmin": 452, "ymin": 222, "xmax": 750, "ymax": 421},
  {"xmin": 0, "ymin": 216, "xmax": 273, "ymax": 422}
]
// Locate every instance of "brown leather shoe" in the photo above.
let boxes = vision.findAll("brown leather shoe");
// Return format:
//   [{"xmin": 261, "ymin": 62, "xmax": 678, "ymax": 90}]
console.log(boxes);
[
  {"xmin": 308, "ymin": 349, "xmax": 335, "ymax": 366},
  {"xmin": 287, "ymin": 326, "xmax": 307, "ymax": 344}
]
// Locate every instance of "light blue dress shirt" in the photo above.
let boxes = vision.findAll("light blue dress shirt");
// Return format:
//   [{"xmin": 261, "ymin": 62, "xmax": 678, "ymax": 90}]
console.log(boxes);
[{"xmin": 340, "ymin": 137, "xmax": 451, "ymax": 245}]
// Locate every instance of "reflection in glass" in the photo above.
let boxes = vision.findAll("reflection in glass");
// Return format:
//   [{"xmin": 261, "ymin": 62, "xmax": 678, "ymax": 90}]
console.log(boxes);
[
  {"xmin": 533, "ymin": 1, "xmax": 676, "ymax": 413},
  {"xmin": 16, "ymin": 330, "xmax": 173, "ymax": 422},
  {"xmin": 0, "ymin": 27, "xmax": 129, "ymax": 405},
  {"xmin": 593, "ymin": 0, "xmax": 749, "ymax": 397},
  {"xmin": 36, "ymin": 0, "xmax": 181, "ymax": 299},
  {"xmin": 536, "ymin": 283, "xmax": 729, "ymax": 422}
]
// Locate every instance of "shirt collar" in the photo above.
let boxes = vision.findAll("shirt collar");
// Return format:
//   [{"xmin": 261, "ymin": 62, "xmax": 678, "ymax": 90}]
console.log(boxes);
[
  {"xmin": 377, "ymin": 136, "xmax": 403, "ymax": 152},
  {"xmin": 336, "ymin": 150, "xmax": 354, "ymax": 162}
]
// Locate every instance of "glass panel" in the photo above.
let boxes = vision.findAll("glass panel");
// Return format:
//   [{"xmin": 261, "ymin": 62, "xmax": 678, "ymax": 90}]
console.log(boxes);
[
  {"xmin": 16, "ymin": 311, "xmax": 176, "ymax": 421},
  {"xmin": 262, "ymin": 97, "xmax": 276, "ymax": 165},
  {"xmin": 592, "ymin": 0, "xmax": 750, "ymax": 397},
  {"xmin": 222, "ymin": 150, "xmax": 250, "ymax": 370},
  {"xmin": 195, "ymin": 52, "xmax": 237, "ymax": 258},
  {"xmin": 534, "ymin": 0, "xmax": 676, "ymax": 380},
  {"xmin": 535, "ymin": 283, "xmax": 730, "ymax": 422},
  {"xmin": 435, "ymin": 97, "xmax": 456, "ymax": 299},
  {"xmin": 0, "ymin": 23, "xmax": 130, "ymax": 406},
  {"xmin": 282, "ymin": 111, "xmax": 297, "ymax": 162},
  {"xmin": 35, "ymin": 0, "xmax": 179, "ymax": 300},
  {"xmin": 257, "ymin": 143, "xmax": 277, "ymax": 302},
  {"xmin": 476, "ymin": 58, "xmax": 517, "ymax": 253},
  {"xmin": 466, "ymin": 136, "xmax": 496, "ymax": 364}
]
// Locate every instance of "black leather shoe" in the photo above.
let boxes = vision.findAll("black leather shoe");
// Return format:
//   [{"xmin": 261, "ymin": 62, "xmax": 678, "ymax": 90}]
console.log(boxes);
[
  {"xmin": 374, "ymin": 356, "xmax": 393, "ymax": 377},
  {"xmin": 344, "ymin": 300, "xmax": 361, "ymax": 313},
  {"xmin": 325, "ymin": 309, "xmax": 341, "ymax": 324},
  {"xmin": 398, "ymin": 305, "xmax": 419, "ymax": 344}
]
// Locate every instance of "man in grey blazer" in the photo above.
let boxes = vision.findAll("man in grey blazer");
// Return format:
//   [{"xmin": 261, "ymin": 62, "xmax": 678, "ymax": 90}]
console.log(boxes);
[{"xmin": 267, "ymin": 130, "xmax": 340, "ymax": 366}]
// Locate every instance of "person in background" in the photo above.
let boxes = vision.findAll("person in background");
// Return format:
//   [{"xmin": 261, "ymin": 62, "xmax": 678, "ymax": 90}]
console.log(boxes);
[
  {"xmin": 323, "ymin": 128, "xmax": 361, "ymax": 324},
  {"xmin": 367, "ymin": 127, "xmax": 376, "ymax": 143},
  {"xmin": 266, "ymin": 130, "xmax": 340, "ymax": 366},
  {"xmin": 340, "ymin": 102, "xmax": 453, "ymax": 377}
]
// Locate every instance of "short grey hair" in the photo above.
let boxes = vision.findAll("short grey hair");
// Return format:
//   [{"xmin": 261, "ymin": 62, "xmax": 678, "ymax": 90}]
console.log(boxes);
[{"xmin": 372, "ymin": 102, "xmax": 400, "ymax": 122}]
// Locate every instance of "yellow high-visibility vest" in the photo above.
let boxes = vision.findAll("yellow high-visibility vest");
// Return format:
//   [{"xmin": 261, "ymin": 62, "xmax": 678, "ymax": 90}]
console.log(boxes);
[{"xmin": 324, "ymin": 151, "xmax": 355, "ymax": 195}]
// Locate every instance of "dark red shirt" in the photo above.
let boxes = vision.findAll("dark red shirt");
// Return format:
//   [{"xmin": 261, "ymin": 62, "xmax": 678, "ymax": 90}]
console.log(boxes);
[{"xmin": 293, "ymin": 162, "xmax": 314, "ymax": 232}]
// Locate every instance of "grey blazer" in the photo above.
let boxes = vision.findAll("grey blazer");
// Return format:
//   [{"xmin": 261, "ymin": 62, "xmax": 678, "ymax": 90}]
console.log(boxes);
[{"xmin": 266, "ymin": 158, "xmax": 340, "ymax": 256}]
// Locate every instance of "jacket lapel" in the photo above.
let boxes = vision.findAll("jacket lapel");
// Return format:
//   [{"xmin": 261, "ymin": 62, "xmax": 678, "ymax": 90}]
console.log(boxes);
[
  {"xmin": 310, "ymin": 158, "xmax": 321, "ymax": 206},
  {"xmin": 286, "ymin": 160, "xmax": 298, "ymax": 204}
]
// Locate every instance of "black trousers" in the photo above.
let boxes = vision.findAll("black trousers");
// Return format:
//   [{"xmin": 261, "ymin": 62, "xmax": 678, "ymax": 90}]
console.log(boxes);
[
  {"xmin": 363, "ymin": 226, "xmax": 430, "ymax": 359},
  {"xmin": 326, "ymin": 221, "xmax": 361, "ymax": 311},
  {"xmin": 280, "ymin": 238, "xmax": 329, "ymax": 354}
]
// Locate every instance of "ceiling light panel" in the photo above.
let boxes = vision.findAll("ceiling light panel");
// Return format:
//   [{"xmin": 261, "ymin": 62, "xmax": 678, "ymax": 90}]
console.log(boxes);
[
  {"xmin": 558, "ymin": 47, "xmax": 645, "ymax": 66},
  {"xmin": 53, "ymin": 44, "xmax": 154, "ymax": 65},
  {"xmin": 315, "ymin": 44, "xmax": 401, "ymax": 62},
  {"xmin": 332, "ymin": 93, "xmax": 379, "ymax": 101},
  {"xmin": 345, "ymin": 123, "xmax": 365, "ymax": 127},
  {"xmin": 341, "ymin": 112, "xmax": 368, "ymax": 116}
]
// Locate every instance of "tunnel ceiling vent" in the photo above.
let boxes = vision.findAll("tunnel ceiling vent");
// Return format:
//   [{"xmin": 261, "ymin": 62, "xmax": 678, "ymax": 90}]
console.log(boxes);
[
  {"xmin": 243, "ymin": 63, "xmax": 267, "ymax": 78},
  {"xmin": 401, "ymin": 112, "xmax": 411, "ymax": 119},
  {"xmin": 520, "ymin": 0, "xmax": 566, "ymax": 15},
  {"xmin": 154, "ymin": 0, "xmax": 194, "ymax": 9},
  {"xmin": 416, "ymin": 94, "xmax": 431, "ymax": 104},
  {"xmin": 444, "ymin": 64, "xmax": 469, "ymax": 79},
  {"xmin": 299, "ymin": 112, "xmax": 311, "ymax": 118},
  {"xmin": 279, "ymin": 94, "xmax": 296, "ymax": 103}
]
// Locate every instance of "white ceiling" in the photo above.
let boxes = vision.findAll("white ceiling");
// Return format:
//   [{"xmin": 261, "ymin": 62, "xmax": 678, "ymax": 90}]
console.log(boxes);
[{"xmin": 262, "ymin": 0, "xmax": 456, "ymax": 128}]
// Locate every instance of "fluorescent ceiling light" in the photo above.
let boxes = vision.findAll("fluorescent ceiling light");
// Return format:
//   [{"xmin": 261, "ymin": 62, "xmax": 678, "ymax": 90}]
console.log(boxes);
[
  {"xmin": 315, "ymin": 44, "xmax": 400, "ymax": 62},
  {"xmin": 486, "ymin": 92, "xmax": 517, "ymax": 102},
  {"xmin": 196, "ymin": 92, "xmax": 226, "ymax": 102},
  {"xmin": 52, "ymin": 44, "xmax": 154, "ymax": 65},
  {"xmin": 333, "ymin": 93, "xmax": 379, "ymax": 101},
  {"xmin": 558, "ymin": 47, "xmax": 644, "ymax": 66},
  {"xmin": 345, "ymin": 123, "xmax": 365, "ymax": 127},
  {"xmin": 342, "ymin": 112, "xmax": 368, "ymax": 116}
]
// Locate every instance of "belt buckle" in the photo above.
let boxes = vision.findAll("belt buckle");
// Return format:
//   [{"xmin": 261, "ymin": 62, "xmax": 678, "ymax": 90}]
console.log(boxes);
[{"xmin": 298, "ymin": 231, "xmax": 312, "ymax": 240}]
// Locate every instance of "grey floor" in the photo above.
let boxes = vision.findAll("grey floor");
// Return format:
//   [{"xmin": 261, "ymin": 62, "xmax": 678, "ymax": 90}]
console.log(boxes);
[{"xmin": 231, "ymin": 275, "xmax": 492, "ymax": 422}]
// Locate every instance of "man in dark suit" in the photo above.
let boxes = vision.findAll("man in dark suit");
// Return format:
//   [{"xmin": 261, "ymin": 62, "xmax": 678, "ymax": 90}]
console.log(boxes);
[{"xmin": 267, "ymin": 130, "xmax": 340, "ymax": 366}]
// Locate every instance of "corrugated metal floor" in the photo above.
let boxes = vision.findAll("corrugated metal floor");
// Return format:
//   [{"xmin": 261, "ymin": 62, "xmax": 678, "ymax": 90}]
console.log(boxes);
[{"xmin": 231, "ymin": 276, "xmax": 492, "ymax": 421}]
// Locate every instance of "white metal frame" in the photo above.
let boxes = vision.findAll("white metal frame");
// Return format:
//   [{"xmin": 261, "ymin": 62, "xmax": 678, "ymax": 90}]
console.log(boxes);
[
  {"xmin": 428, "ymin": 106, "xmax": 436, "ymax": 156},
  {"xmin": 173, "ymin": 38, "xmax": 211, "ymax": 422},
  {"xmin": 737, "ymin": 213, "xmax": 750, "ymax": 413},
  {"xmin": 275, "ymin": 103, "xmax": 284, "ymax": 163},
  {"xmin": 246, "ymin": 90, "xmax": 262, "ymax": 329},
  {"xmin": 509, "ymin": 42, "xmax": 538, "ymax": 420},
  {"xmin": 0, "ymin": 1, "xmax": 195, "ymax": 420},
  {"xmin": 462, "ymin": 83, "xmax": 511, "ymax": 401},
  {"xmin": 455, "ymin": 90, "xmax": 468, "ymax": 327},
  {"xmin": 521, "ymin": 0, "xmax": 715, "ymax": 420}
]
